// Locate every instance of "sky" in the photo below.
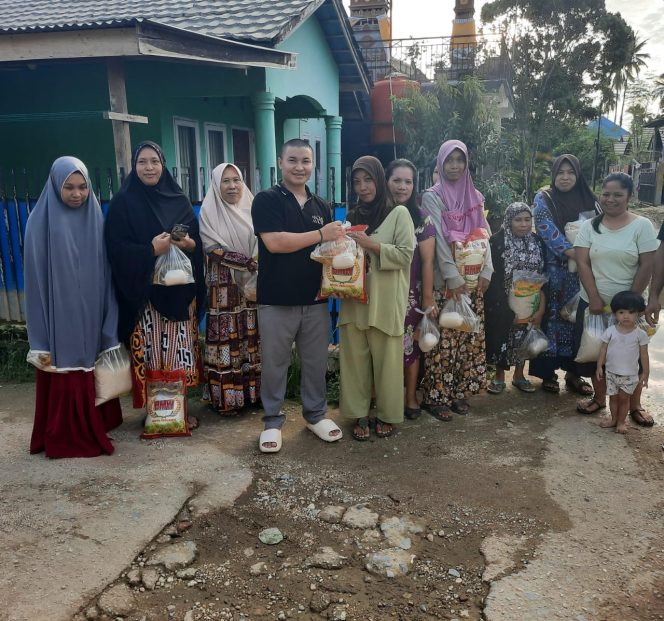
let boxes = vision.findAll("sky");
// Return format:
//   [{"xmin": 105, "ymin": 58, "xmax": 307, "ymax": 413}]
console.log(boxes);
[{"xmin": 344, "ymin": 0, "xmax": 663, "ymax": 91}]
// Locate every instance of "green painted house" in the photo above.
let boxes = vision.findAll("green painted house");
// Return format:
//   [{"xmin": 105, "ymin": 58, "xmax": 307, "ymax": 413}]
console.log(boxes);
[{"xmin": 0, "ymin": 0, "xmax": 370, "ymax": 203}]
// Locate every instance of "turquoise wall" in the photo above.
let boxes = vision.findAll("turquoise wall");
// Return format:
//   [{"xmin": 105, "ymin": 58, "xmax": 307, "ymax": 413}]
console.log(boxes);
[
  {"xmin": 267, "ymin": 17, "xmax": 339, "ymax": 116},
  {"xmin": 0, "ymin": 59, "xmax": 262, "ymax": 198},
  {"xmin": 0, "ymin": 61, "xmax": 117, "ymax": 196},
  {"xmin": 266, "ymin": 16, "xmax": 340, "ymax": 197}
]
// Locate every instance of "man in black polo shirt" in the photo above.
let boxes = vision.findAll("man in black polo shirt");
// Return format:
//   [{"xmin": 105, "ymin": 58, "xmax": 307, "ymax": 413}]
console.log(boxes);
[{"xmin": 252, "ymin": 139, "xmax": 345, "ymax": 452}]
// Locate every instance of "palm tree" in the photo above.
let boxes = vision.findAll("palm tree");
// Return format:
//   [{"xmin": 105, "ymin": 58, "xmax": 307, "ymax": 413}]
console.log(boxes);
[
  {"xmin": 615, "ymin": 36, "xmax": 650, "ymax": 128},
  {"xmin": 654, "ymin": 73, "xmax": 664, "ymax": 113}
]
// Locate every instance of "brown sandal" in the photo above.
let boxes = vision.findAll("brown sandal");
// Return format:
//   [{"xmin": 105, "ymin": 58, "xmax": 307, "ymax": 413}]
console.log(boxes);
[
  {"xmin": 630, "ymin": 408, "xmax": 654, "ymax": 427},
  {"xmin": 576, "ymin": 399, "xmax": 605, "ymax": 415},
  {"xmin": 566, "ymin": 375, "xmax": 593, "ymax": 396}
]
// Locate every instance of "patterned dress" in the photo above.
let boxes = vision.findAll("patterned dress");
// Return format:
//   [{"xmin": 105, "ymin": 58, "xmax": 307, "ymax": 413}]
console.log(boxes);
[
  {"xmin": 529, "ymin": 191, "xmax": 581, "ymax": 379},
  {"xmin": 421, "ymin": 290, "xmax": 487, "ymax": 405},
  {"xmin": 204, "ymin": 251, "xmax": 260, "ymax": 414},
  {"xmin": 403, "ymin": 214, "xmax": 436, "ymax": 366},
  {"xmin": 130, "ymin": 302, "xmax": 201, "ymax": 409}
]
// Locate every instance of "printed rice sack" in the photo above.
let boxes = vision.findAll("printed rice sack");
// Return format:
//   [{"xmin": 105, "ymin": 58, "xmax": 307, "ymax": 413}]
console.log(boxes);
[
  {"xmin": 141, "ymin": 369, "xmax": 190, "ymax": 439},
  {"xmin": 508, "ymin": 270, "xmax": 547, "ymax": 321},
  {"xmin": 317, "ymin": 245, "xmax": 368, "ymax": 303},
  {"xmin": 315, "ymin": 224, "xmax": 369, "ymax": 303},
  {"xmin": 452, "ymin": 228, "xmax": 489, "ymax": 290}
]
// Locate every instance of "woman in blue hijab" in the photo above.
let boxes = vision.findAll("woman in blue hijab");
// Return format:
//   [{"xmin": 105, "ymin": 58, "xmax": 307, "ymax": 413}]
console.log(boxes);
[{"xmin": 25, "ymin": 157, "xmax": 123, "ymax": 458}]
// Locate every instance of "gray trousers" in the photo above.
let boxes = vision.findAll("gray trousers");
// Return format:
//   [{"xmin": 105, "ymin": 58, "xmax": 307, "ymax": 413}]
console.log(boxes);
[{"xmin": 258, "ymin": 304, "xmax": 329, "ymax": 430}]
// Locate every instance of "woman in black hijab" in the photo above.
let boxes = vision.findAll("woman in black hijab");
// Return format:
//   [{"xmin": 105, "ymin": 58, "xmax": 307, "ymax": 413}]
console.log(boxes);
[{"xmin": 105, "ymin": 142, "xmax": 205, "ymax": 425}]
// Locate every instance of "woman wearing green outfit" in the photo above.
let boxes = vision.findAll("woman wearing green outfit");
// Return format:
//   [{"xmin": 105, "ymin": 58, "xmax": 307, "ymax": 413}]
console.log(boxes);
[{"xmin": 339, "ymin": 156, "xmax": 415, "ymax": 440}]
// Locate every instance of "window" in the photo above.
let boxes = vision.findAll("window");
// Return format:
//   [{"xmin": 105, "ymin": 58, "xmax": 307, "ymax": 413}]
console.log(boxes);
[
  {"xmin": 205, "ymin": 123, "xmax": 226, "ymax": 180},
  {"xmin": 315, "ymin": 139, "xmax": 321, "ymax": 195},
  {"xmin": 174, "ymin": 118, "xmax": 201, "ymax": 202}
]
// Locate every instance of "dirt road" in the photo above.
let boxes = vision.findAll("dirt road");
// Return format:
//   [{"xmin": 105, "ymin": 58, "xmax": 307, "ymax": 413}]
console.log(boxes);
[{"xmin": 2, "ymin": 356, "xmax": 664, "ymax": 621}]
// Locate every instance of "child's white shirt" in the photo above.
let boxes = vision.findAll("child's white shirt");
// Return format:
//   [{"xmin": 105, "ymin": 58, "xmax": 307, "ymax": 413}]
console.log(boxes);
[{"xmin": 601, "ymin": 324, "xmax": 649, "ymax": 376}]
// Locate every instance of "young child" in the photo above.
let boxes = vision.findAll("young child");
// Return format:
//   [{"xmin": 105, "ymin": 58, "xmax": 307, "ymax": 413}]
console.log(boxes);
[{"xmin": 596, "ymin": 291, "xmax": 649, "ymax": 434}]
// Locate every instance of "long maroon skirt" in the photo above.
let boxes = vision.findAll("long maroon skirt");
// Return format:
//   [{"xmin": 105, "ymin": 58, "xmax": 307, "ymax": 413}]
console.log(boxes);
[{"xmin": 30, "ymin": 369, "xmax": 123, "ymax": 459}]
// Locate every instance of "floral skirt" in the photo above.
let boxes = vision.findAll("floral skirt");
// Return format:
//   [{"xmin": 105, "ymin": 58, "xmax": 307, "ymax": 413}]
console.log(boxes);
[
  {"xmin": 420, "ymin": 290, "xmax": 487, "ymax": 406},
  {"xmin": 129, "ymin": 302, "xmax": 201, "ymax": 409}
]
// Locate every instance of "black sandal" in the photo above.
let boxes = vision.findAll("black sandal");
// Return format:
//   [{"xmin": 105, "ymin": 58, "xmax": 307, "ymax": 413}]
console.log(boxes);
[
  {"xmin": 565, "ymin": 375, "xmax": 593, "ymax": 396},
  {"xmin": 352, "ymin": 417, "xmax": 370, "ymax": 441},
  {"xmin": 374, "ymin": 419, "xmax": 394, "ymax": 438},
  {"xmin": 542, "ymin": 378, "xmax": 560, "ymax": 393},
  {"xmin": 404, "ymin": 406, "xmax": 421, "ymax": 420},
  {"xmin": 423, "ymin": 404, "xmax": 453, "ymax": 422},
  {"xmin": 576, "ymin": 399, "xmax": 606, "ymax": 415},
  {"xmin": 451, "ymin": 399, "xmax": 469, "ymax": 415}
]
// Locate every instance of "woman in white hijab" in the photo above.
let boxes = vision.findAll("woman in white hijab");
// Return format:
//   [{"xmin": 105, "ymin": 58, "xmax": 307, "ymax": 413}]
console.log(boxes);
[{"xmin": 200, "ymin": 163, "xmax": 260, "ymax": 415}]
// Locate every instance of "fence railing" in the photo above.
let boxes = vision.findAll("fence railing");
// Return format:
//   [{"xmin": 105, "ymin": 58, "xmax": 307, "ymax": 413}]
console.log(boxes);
[{"xmin": 360, "ymin": 34, "xmax": 513, "ymax": 89}]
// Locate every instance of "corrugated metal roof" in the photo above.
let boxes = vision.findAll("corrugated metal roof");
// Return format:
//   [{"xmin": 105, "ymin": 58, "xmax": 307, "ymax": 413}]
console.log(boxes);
[{"xmin": 0, "ymin": 0, "xmax": 324, "ymax": 44}]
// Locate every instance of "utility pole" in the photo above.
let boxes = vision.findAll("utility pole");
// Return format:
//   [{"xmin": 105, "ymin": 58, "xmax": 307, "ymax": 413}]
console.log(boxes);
[{"xmin": 591, "ymin": 102, "xmax": 603, "ymax": 190}]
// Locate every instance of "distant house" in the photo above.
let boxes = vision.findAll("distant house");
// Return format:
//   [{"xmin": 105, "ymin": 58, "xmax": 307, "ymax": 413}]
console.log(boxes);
[{"xmin": 0, "ymin": 0, "xmax": 370, "ymax": 203}]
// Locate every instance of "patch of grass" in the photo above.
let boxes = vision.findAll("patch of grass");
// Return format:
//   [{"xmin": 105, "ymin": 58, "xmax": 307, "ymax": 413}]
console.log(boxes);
[
  {"xmin": 0, "ymin": 323, "xmax": 34, "ymax": 382},
  {"xmin": 284, "ymin": 345, "xmax": 340, "ymax": 404}
]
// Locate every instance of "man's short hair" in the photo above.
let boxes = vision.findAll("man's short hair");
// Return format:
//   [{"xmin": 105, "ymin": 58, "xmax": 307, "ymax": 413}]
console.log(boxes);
[{"xmin": 280, "ymin": 139, "xmax": 314, "ymax": 157}]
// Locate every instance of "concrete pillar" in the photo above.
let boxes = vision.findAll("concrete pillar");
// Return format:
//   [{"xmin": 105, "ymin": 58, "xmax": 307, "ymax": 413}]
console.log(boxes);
[
  {"xmin": 252, "ymin": 92, "xmax": 277, "ymax": 190},
  {"xmin": 325, "ymin": 116, "xmax": 343, "ymax": 203}
]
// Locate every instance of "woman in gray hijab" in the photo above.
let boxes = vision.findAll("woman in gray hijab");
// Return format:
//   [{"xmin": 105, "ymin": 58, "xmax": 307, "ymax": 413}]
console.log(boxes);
[{"xmin": 24, "ymin": 156, "xmax": 123, "ymax": 458}]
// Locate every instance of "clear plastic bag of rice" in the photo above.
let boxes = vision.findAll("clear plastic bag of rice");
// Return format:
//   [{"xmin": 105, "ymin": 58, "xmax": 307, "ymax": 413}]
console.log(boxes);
[
  {"xmin": 439, "ymin": 294, "xmax": 480, "ymax": 333},
  {"xmin": 94, "ymin": 345, "xmax": 132, "ymax": 406},
  {"xmin": 416, "ymin": 307, "xmax": 440, "ymax": 352},
  {"xmin": 560, "ymin": 291, "xmax": 580, "ymax": 323},
  {"xmin": 516, "ymin": 326, "xmax": 550, "ymax": 360},
  {"xmin": 154, "ymin": 244, "xmax": 195, "ymax": 286},
  {"xmin": 574, "ymin": 310, "xmax": 609, "ymax": 363}
]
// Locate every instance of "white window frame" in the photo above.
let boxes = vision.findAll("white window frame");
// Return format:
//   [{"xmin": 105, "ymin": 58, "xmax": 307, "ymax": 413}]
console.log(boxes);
[
  {"xmin": 204, "ymin": 122, "xmax": 227, "ymax": 181},
  {"xmin": 173, "ymin": 117, "xmax": 202, "ymax": 199}
]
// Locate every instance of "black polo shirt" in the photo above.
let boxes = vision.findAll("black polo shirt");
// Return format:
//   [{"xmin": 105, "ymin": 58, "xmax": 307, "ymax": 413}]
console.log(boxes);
[{"xmin": 252, "ymin": 184, "xmax": 332, "ymax": 305}]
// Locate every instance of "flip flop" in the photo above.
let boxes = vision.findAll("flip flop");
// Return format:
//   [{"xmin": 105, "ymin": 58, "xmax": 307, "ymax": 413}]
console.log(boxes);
[
  {"xmin": 576, "ymin": 399, "xmax": 606, "ymax": 415},
  {"xmin": 512, "ymin": 379, "xmax": 536, "ymax": 393},
  {"xmin": 374, "ymin": 419, "xmax": 394, "ymax": 438},
  {"xmin": 352, "ymin": 417, "xmax": 370, "ymax": 441},
  {"xmin": 629, "ymin": 408, "xmax": 654, "ymax": 427},
  {"xmin": 423, "ymin": 404, "xmax": 453, "ymax": 422},
  {"xmin": 487, "ymin": 380, "xmax": 506, "ymax": 394},
  {"xmin": 306, "ymin": 418, "xmax": 343, "ymax": 442},
  {"xmin": 259, "ymin": 428, "xmax": 282, "ymax": 453}
]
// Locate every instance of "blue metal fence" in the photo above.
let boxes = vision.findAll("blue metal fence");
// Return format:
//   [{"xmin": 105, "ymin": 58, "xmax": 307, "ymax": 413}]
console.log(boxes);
[{"xmin": 0, "ymin": 191, "xmax": 348, "ymax": 345}]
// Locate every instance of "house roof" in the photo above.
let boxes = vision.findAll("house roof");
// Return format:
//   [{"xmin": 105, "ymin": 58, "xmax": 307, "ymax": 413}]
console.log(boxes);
[
  {"xmin": 586, "ymin": 116, "xmax": 630, "ymax": 141},
  {"xmin": 0, "ymin": 0, "xmax": 324, "ymax": 44}
]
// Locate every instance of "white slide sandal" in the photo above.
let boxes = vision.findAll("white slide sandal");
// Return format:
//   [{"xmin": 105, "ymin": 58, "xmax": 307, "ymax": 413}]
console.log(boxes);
[
  {"xmin": 306, "ymin": 418, "xmax": 343, "ymax": 443},
  {"xmin": 259, "ymin": 428, "xmax": 282, "ymax": 453}
]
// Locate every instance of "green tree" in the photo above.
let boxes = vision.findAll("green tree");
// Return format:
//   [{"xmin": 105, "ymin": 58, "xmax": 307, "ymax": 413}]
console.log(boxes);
[
  {"xmin": 391, "ymin": 75, "xmax": 499, "ymax": 171},
  {"xmin": 480, "ymin": 0, "xmax": 633, "ymax": 198}
]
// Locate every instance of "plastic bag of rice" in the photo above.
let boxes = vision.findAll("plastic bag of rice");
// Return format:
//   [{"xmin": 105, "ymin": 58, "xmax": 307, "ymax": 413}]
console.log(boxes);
[
  {"xmin": 452, "ymin": 228, "xmax": 489, "ymax": 290},
  {"xmin": 508, "ymin": 270, "xmax": 548, "ymax": 321},
  {"xmin": 141, "ymin": 369, "xmax": 190, "ymax": 439},
  {"xmin": 574, "ymin": 311, "xmax": 609, "ymax": 363},
  {"xmin": 94, "ymin": 345, "xmax": 132, "ymax": 406}
]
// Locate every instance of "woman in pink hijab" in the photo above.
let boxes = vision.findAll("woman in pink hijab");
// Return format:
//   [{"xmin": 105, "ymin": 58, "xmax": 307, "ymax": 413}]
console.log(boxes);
[{"xmin": 419, "ymin": 140, "xmax": 493, "ymax": 421}]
